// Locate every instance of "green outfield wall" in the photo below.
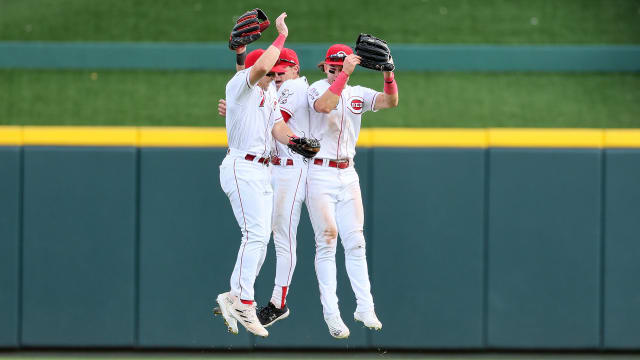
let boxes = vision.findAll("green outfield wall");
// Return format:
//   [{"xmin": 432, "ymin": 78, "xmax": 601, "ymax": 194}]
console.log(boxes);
[
  {"xmin": 2, "ymin": 42, "xmax": 640, "ymax": 71},
  {"xmin": 1, "ymin": 138, "xmax": 640, "ymax": 350}
]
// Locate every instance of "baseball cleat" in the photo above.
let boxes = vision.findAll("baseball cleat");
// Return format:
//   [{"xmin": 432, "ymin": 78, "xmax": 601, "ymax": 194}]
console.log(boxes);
[
  {"xmin": 257, "ymin": 302, "xmax": 290, "ymax": 327},
  {"xmin": 229, "ymin": 297, "xmax": 269, "ymax": 337},
  {"xmin": 324, "ymin": 314, "xmax": 350, "ymax": 339},
  {"xmin": 215, "ymin": 292, "xmax": 238, "ymax": 335},
  {"xmin": 354, "ymin": 310, "xmax": 382, "ymax": 330}
]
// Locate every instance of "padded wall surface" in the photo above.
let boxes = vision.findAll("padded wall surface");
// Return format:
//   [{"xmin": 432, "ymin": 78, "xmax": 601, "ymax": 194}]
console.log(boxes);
[
  {"xmin": 21, "ymin": 147, "xmax": 136, "ymax": 346},
  {"xmin": 603, "ymin": 150, "xmax": 640, "ymax": 349},
  {"xmin": 0, "ymin": 147, "xmax": 20, "ymax": 347},
  {"xmin": 370, "ymin": 148, "xmax": 485, "ymax": 348},
  {"xmin": 137, "ymin": 148, "xmax": 251, "ymax": 348},
  {"xmin": 487, "ymin": 149, "xmax": 602, "ymax": 348}
]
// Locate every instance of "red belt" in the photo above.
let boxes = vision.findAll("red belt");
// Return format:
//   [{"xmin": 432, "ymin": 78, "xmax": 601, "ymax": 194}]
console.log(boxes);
[
  {"xmin": 313, "ymin": 158, "xmax": 350, "ymax": 169},
  {"xmin": 271, "ymin": 157, "xmax": 294, "ymax": 166},
  {"xmin": 245, "ymin": 154, "xmax": 270, "ymax": 166}
]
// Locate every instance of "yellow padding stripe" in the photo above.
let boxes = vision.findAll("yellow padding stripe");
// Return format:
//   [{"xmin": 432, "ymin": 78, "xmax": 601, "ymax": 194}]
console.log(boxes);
[
  {"xmin": 1, "ymin": 126, "xmax": 640, "ymax": 148},
  {"xmin": 23, "ymin": 126, "xmax": 138, "ymax": 146},
  {"xmin": 0, "ymin": 126, "xmax": 22, "ymax": 145},
  {"xmin": 359, "ymin": 128, "xmax": 488, "ymax": 147},
  {"xmin": 605, "ymin": 129, "xmax": 640, "ymax": 148},
  {"xmin": 489, "ymin": 128, "xmax": 604, "ymax": 148},
  {"xmin": 139, "ymin": 127, "xmax": 227, "ymax": 147}
]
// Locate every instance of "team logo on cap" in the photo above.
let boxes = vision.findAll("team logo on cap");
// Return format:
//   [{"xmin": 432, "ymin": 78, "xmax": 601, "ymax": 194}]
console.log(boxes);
[{"xmin": 349, "ymin": 96, "xmax": 364, "ymax": 114}]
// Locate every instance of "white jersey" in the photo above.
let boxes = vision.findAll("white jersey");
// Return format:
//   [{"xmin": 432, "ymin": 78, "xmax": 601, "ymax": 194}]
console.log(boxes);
[
  {"xmin": 225, "ymin": 67, "xmax": 283, "ymax": 156},
  {"xmin": 307, "ymin": 79, "xmax": 379, "ymax": 160},
  {"xmin": 272, "ymin": 76, "xmax": 310, "ymax": 160}
]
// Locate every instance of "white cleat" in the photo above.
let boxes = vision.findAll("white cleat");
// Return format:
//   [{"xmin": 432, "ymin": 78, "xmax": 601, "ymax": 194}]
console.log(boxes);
[
  {"xmin": 229, "ymin": 297, "xmax": 269, "ymax": 337},
  {"xmin": 324, "ymin": 314, "xmax": 350, "ymax": 339},
  {"xmin": 354, "ymin": 310, "xmax": 382, "ymax": 330},
  {"xmin": 215, "ymin": 292, "xmax": 238, "ymax": 334}
]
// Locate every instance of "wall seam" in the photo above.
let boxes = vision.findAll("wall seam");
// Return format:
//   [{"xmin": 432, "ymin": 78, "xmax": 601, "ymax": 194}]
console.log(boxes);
[
  {"xmin": 17, "ymin": 146, "xmax": 24, "ymax": 348},
  {"xmin": 482, "ymin": 148, "xmax": 491, "ymax": 348},
  {"xmin": 599, "ymin": 149, "xmax": 607, "ymax": 349},
  {"xmin": 134, "ymin": 148, "xmax": 141, "ymax": 347}
]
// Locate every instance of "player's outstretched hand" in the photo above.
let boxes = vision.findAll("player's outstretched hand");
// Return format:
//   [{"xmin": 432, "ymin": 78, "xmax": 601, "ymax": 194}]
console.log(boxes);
[
  {"xmin": 342, "ymin": 54, "xmax": 361, "ymax": 76},
  {"xmin": 275, "ymin": 12, "xmax": 288, "ymax": 37},
  {"xmin": 218, "ymin": 99, "xmax": 227, "ymax": 117}
]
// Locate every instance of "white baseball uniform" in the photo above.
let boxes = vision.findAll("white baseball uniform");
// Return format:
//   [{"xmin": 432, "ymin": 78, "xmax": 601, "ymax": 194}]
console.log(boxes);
[
  {"xmin": 268, "ymin": 76, "xmax": 310, "ymax": 308},
  {"xmin": 220, "ymin": 67, "xmax": 283, "ymax": 301},
  {"xmin": 306, "ymin": 79, "xmax": 380, "ymax": 317}
]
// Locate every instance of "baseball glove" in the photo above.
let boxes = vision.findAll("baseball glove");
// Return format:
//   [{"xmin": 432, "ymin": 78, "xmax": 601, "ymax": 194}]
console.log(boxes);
[
  {"xmin": 354, "ymin": 33, "xmax": 395, "ymax": 72},
  {"xmin": 288, "ymin": 136, "xmax": 320, "ymax": 159},
  {"xmin": 229, "ymin": 8, "xmax": 270, "ymax": 50}
]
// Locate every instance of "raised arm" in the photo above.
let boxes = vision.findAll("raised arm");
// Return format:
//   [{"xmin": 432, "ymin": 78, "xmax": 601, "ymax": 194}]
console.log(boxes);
[
  {"xmin": 248, "ymin": 13, "xmax": 288, "ymax": 85},
  {"xmin": 313, "ymin": 54, "xmax": 360, "ymax": 113},
  {"xmin": 373, "ymin": 68, "xmax": 399, "ymax": 110}
]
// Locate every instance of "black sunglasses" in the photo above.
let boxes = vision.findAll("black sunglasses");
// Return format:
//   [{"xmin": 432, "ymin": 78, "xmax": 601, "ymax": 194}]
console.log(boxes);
[
  {"xmin": 327, "ymin": 53, "xmax": 347, "ymax": 61},
  {"xmin": 279, "ymin": 58, "xmax": 297, "ymax": 65}
]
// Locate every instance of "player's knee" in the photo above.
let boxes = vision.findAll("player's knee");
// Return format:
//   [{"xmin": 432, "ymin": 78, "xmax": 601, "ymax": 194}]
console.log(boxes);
[
  {"xmin": 343, "ymin": 231, "xmax": 366, "ymax": 258},
  {"xmin": 322, "ymin": 226, "xmax": 338, "ymax": 243},
  {"xmin": 316, "ymin": 241, "xmax": 337, "ymax": 260}
]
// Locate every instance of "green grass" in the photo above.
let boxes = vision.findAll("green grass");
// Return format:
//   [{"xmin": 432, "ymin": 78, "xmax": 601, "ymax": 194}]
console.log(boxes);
[
  {"xmin": 1, "ymin": 70, "xmax": 639, "ymax": 128},
  {"xmin": 1, "ymin": 0, "xmax": 639, "ymax": 44}
]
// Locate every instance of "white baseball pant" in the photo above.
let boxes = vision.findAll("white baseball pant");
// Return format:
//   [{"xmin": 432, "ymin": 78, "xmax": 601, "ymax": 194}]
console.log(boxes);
[
  {"xmin": 219, "ymin": 150, "xmax": 273, "ymax": 301},
  {"xmin": 306, "ymin": 162, "xmax": 375, "ymax": 317},
  {"xmin": 269, "ymin": 158, "xmax": 308, "ymax": 308}
]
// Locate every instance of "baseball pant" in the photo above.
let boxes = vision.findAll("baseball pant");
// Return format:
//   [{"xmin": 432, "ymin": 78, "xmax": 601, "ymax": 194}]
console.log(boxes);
[
  {"xmin": 269, "ymin": 161, "xmax": 308, "ymax": 308},
  {"xmin": 219, "ymin": 152, "xmax": 273, "ymax": 301},
  {"xmin": 306, "ymin": 163, "xmax": 375, "ymax": 318}
]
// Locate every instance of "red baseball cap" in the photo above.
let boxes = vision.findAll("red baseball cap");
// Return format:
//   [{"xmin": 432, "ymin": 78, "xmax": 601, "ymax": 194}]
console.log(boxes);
[
  {"xmin": 324, "ymin": 44, "xmax": 353, "ymax": 65},
  {"xmin": 245, "ymin": 49, "xmax": 265, "ymax": 68},
  {"xmin": 271, "ymin": 48, "xmax": 299, "ymax": 73}
]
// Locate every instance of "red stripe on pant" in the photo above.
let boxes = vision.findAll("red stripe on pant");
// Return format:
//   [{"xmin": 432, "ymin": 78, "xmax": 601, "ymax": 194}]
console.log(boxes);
[{"xmin": 281, "ymin": 286, "xmax": 288, "ymax": 309}]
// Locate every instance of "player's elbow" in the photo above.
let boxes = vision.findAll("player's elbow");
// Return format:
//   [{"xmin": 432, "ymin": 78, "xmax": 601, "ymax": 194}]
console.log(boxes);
[{"xmin": 314, "ymin": 101, "xmax": 333, "ymax": 114}]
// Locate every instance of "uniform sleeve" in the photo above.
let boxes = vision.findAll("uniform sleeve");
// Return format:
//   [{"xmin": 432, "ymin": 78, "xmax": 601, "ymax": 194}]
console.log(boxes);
[
  {"xmin": 307, "ymin": 82, "xmax": 324, "ymax": 113},
  {"xmin": 359, "ymin": 86, "xmax": 381, "ymax": 113},
  {"xmin": 225, "ymin": 68, "xmax": 253, "ymax": 104}
]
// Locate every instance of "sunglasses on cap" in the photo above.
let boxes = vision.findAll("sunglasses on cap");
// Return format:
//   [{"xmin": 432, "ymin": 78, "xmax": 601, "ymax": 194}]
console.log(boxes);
[
  {"xmin": 278, "ymin": 58, "xmax": 297, "ymax": 66},
  {"xmin": 327, "ymin": 53, "xmax": 347, "ymax": 61}
]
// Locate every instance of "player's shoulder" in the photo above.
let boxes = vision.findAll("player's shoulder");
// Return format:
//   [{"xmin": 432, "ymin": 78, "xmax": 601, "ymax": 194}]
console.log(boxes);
[
  {"xmin": 280, "ymin": 76, "xmax": 309, "ymax": 94},
  {"xmin": 227, "ymin": 67, "xmax": 251, "ymax": 90},
  {"xmin": 309, "ymin": 78, "xmax": 329, "ymax": 89}
]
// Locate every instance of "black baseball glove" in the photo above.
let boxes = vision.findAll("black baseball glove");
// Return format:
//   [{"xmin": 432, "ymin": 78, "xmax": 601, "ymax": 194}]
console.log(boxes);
[
  {"xmin": 288, "ymin": 136, "xmax": 320, "ymax": 159},
  {"xmin": 354, "ymin": 33, "xmax": 395, "ymax": 72},
  {"xmin": 229, "ymin": 8, "xmax": 270, "ymax": 50}
]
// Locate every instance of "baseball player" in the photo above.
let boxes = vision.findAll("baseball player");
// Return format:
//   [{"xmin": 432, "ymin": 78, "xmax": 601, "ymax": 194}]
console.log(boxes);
[
  {"xmin": 306, "ymin": 43, "xmax": 399, "ymax": 338},
  {"xmin": 218, "ymin": 48, "xmax": 311, "ymax": 328},
  {"xmin": 215, "ymin": 12, "xmax": 318, "ymax": 338}
]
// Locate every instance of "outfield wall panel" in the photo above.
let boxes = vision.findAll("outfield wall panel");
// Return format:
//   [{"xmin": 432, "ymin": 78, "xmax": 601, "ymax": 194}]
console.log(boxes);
[
  {"xmin": 603, "ymin": 150, "xmax": 640, "ymax": 349},
  {"xmin": 0, "ymin": 147, "xmax": 20, "ymax": 348},
  {"xmin": 137, "ymin": 148, "xmax": 251, "ymax": 348},
  {"xmin": 21, "ymin": 147, "xmax": 136, "ymax": 346},
  {"xmin": 370, "ymin": 148, "xmax": 485, "ymax": 348},
  {"xmin": 487, "ymin": 149, "xmax": 602, "ymax": 348}
]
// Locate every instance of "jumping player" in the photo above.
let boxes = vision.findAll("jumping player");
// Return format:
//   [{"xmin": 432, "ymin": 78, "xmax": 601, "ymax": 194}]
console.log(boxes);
[
  {"xmin": 218, "ymin": 48, "xmax": 311, "ymax": 328},
  {"xmin": 216, "ymin": 12, "xmax": 301, "ymax": 338},
  {"xmin": 306, "ymin": 44, "xmax": 399, "ymax": 338}
]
